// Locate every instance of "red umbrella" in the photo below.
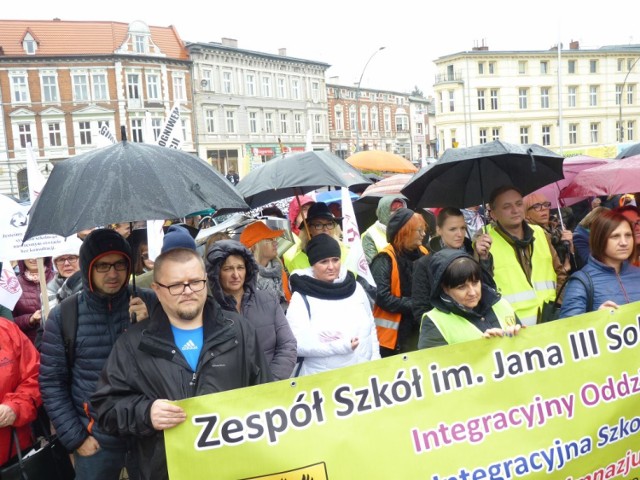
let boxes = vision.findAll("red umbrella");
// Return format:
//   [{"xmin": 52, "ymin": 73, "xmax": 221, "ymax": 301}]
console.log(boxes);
[
  {"xmin": 529, "ymin": 155, "xmax": 611, "ymax": 208},
  {"xmin": 560, "ymin": 155, "xmax": 640, "ymax": 199}
]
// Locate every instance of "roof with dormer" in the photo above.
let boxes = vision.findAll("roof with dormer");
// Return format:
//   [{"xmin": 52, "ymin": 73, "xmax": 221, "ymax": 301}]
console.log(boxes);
[{"xmin": 0, "ymin": 19, "xmax": 189, "ymax": 60}]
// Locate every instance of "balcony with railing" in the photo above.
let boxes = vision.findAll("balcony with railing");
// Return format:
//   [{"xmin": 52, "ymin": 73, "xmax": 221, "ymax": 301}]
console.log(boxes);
[{"xmin": 434, "ymin": 71, "xmax": 464, "ymax": 85}]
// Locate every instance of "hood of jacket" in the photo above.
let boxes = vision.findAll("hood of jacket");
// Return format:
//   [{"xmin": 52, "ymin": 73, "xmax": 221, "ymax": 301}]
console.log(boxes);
[
  {"xmin": 287, "ymin": 195, "xmax": 315, "ymax": 235},
  {"xmin": 79, "ymin": 228, "xmax": 132, "ymax": 297},
  {"xmin": 376, "ymin": 195, "xmax": 406, "ymax": 227},
  {"xmin": 205, "ymin": 239, "xmax": 259, "ymax": 310},
  {"xmin": 427, "ymin": 249, "xmax": 498, "ymax": 309}
]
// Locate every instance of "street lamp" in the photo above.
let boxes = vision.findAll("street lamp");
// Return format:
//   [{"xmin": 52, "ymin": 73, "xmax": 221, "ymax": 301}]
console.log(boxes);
[
  {"xmin": 355, "ymin": 46, "xmax": 385, "ymax": 152},
  {"xmin": 618, "ymin": 56, "xmax": 640, "ymax": 143}
]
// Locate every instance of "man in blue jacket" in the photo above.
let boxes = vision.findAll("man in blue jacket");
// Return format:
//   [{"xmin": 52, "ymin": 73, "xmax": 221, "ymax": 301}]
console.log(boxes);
[{"xmin": 39, "ymin": 228, "xmax": 156, "ymax": 480}]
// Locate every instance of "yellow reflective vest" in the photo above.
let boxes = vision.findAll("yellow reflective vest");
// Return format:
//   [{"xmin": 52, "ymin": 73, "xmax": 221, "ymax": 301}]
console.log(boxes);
[
  {"xmin": 488, "ymin": 224, "xmax": 556, "ymax": 326},
  {"xmin": 424, "ymin": 298, "xmax": 516, "ymax": 345},
  {"xmin": 363, "ymin": 223, "xmax": 388, "ymax": 253}
]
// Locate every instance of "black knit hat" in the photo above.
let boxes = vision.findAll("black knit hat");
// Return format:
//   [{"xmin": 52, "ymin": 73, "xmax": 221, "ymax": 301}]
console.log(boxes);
[
  {"xmin": 386, "ymin": 208, "xmax": 415, "ymax": 243},
  {"xmin": 305, "ymin": 234, "xmax": 341, "ymax": 266},
  {"xmin": 306, "ymin": 202, "xmax": 342, "ymax": 223},
  {"xmin": 80, "ymin": 228, "xmax": 132, "ymax": 292}
]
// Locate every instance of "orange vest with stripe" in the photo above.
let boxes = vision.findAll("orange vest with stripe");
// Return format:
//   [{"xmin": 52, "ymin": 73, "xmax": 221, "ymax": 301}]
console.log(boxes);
[{"xmin": 373, "ymin": 244, "xmax": 428, "ymax": 349}]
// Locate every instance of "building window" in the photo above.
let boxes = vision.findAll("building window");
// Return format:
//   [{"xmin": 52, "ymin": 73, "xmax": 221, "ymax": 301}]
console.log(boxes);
[
  {"xmin": 479, "ymin": 128, "xmax": 487, "ymax": 144},
  {"xmin": 134, "ymin": 35, "xmax": 146, "ymax": 54},
  {"xmin": 395, "ymin": 115, "xmax": 408, "ymax": 132},
  {"xmin": 72, "ymin": 73, "xmax": 89, "ymax": 101},
  {"xmin": 249, "ymin": 112, "xmax": 258, "ymax": 133},
  {"xmin": 490, "ymin": 89, "xmax": 498, "ymax": 110},
  {"xmin": 589, "ymin": 86, "xmax": 598, "ymax": 106},
  {"xmin": 540, "ymin": 61, "xmax": 548, "ymax": 74},
  {"xmin": 18, "ymin": 124, "xmax": 32, "ymax": 148},
  {"xmin": 146, "ymin": 74, "xmax": 160, "ymax": 101},
  {"xmin": 590, "ymin": 123, "xmax": 599, "ymax": 143},
  {"xmin": 416, "ymin": 122, "xmax": 423, "ymax": 134},
  {"xmin": 278, "ymin": 78, "xmax": 286, "ymax": 98},
  {"xmin": 311, "ymin": 82, "xmax": 320, "ymax": 102},
  {"xmin": 616, "ymin": 121, "xmax": 623, "ymax": 142},
  {"xmin": 314, "ymin": 114, "xmax": 322, "ymax": 134},
  {"xmin": 492, "ymin": 127, "xmax": 500, "ymax": 141},
  {"xmin": 152, "ymin": 118, "xmax": 162, "ymax": 141},
  {"xmin": 627, "ymin": 84, "xmax": 634, "ymax": 105},
  {"xmin": 223, "ymin": 71, "xmax": 232, "ymax": 94},
  {"xmin": 618, "ymin": 59, "xmax": 625, "ymax": 72},
  {"xmin": 202, "ymin": 69, "xmax": 213, "ymax": 90},
  {"xmin": 449, "ymin": 91, "xmax": 455, "ymax": 112},
  {"xmin": 360, "ymin": 107, "xmax": 368, "ymax": 131},
  {"xmin": 48, "ymin": 123, "xmax": 61, "ymax": 147},
  {"xmin": 262, "ymin": 77, "xmax": 272, "ymax": 97},
  {"xmin": 628, "ymin": 121, "xmax": 635, "ymax": 141},
  {"xmin": 488, "ymin": 62, "xmax": 495, "ymax": 74},
  {"xmin": 205, "ymin": 110, "xmax": 216, "ymax": 133},
  {"xmin": 334, "ymin": 108, "xmax": 344, "ymax": 130},
  {"xmin": 291, "ymin": 79, "xmax": 300, "ymax": 100},
  {"xmin": 519, "ymin": 88, "xmax": 528, "ymax": 109},
  {"xmin": 92, "ymin": 73, "xmax": 108, "ymax": 101},
  {"xmin": 439, "ymin": 93, "xmax": 444, "ymax": 113},
  {"xmin": 11, "ymin": 74, "xmax": 31, "ymax": 103},
  {"xmin": 542, "ymin": 125, "xmax": 551, "ymax": 146},
  {"xmin": 568, "ymin": 86, "xmax": 577, "ymax": 107},
  {"xmin": 131, "ymin": 119, "xmax": 143, "ymax": 142},
  {"xmin": 568, "ymin": 60, "xmax": 576, "ymax": 74},
  {"xmin": 294, "ymin": 114, "xmax": 302, "ymax": 134},
  {"xmin": 225, "ymin": 110, "xmax": 235, "ymax": 133},
  {"xmin": 540, "ymin": 87, "xmax": 550, "ymax": 109},
  {"xmin": 265, "ymin": 113, "xmax": 273, "ymax": 133},
  {"xmin": 23, "ymin": 38, "xmax": 36, "ymax": 55},
  {"xmin": 79, "ymin": 121, "xmax": 92, "ymax": 145},
  {"xmin": 477, "ymin": 89, "xmax": 485, "ymax": 110},
  {"xmin": 616, "ymin": 84, "xmax": 623, "ymax": 105},
  {"xmin": 173, "ymin": 76, "xmax": 186, "ymax": 101},
  {"xmin": 519, "ymin": 126, "xmax": 529, "ymax": 144},
  {"xmin": 280, "ymin": 113, "xmax": 288, "ymax": 133},
  {"xmin": 246, "ymin": 74, "xmax": 255, "ymax": 96},
  {"xmin": 349, "ymin": 106, "xmax": 357, "ymax": 130},
  {"xmin": 518, "ymin": 61, "xmax": 527, "ymax": 75},
  {"xmin": 568, "ymin": 123, "xmax": 578, "ymax": 144},
  {"xmin": 371, "ymin": 108, "xmax": 378, "ymax": 131},
  {"xmin": 384, "ymin": 109, "xmax": 391, "ymax": 131},
  {"xmin": 127, "ymin": 73, "xmax": 140, "ymax": 100},
  {"xmin": 590, "ymin": 60, "xmax": 597, "ymax": 73},
  {"xmin": 478, "ymin": 62, "xmax": 485, "ymax": 75},
  {"xmin": 41, "ymin": 74, "xmax": 59, "ymax": 103}
]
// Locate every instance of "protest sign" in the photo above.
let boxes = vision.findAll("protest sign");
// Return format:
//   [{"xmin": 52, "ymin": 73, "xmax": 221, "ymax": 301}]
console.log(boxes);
[{"xmin": 166, "ymin": 303, "xmax": 640, "ymax": 479}]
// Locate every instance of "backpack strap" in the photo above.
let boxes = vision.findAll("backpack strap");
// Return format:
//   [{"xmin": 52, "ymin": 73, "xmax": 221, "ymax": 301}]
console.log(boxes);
[
  {"xmin": 59, "ymin": 292, "xmax": 80, "ymax": 370},
  {"xmin": 570, "ymin": 270, "xmax": 595, "ymax": 313}
]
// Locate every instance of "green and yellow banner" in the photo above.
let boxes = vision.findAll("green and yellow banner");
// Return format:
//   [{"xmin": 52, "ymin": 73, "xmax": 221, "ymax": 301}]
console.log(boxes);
[{"xmin": 166, "ymin": 303, "xmax": 640, "ymax": 479}]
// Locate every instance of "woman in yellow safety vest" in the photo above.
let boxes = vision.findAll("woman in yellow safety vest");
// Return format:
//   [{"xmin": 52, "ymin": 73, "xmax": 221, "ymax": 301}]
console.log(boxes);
[{"xmin": 418, "ymin": 250, "xmax": 521, "ymax": 349}]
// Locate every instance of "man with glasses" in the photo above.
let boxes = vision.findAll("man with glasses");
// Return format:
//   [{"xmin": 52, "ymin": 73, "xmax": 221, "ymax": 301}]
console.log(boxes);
[
  {"xmin": 486, "ymin": 186, "xmax": 566, "ymax": 326},
  {"xmin": 40, "ymin": 228, "xmax": 156, "ymax": 480},
  {"xmin": 92, "ymin": 247, "xmax": 271, "ymax": 480}
]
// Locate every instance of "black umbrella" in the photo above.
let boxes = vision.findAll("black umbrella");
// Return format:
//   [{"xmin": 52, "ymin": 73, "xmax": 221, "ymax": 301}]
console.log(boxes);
[
  {"xmin": 616, "ymin": 142, "xmax": 640, "ymax": 159},
  {"xmin": 236, "ymin": 150, "xmax": 372, "ymax": 208},
  {"xmin": 401, "ymin": 140, "xmax": 564, "ymax": 209},
  {"xmin": 23, "ymin": 141, "xmax": 249, "ymax": 241}
]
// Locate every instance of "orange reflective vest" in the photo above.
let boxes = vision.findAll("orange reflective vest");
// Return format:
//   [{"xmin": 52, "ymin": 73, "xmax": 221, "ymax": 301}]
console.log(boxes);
[{"xmin": 373, "ymin": 244, "xmax": 428, "ymax": 350}]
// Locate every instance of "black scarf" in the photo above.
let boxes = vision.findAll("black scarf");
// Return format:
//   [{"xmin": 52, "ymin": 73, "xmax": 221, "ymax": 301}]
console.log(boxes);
[{"xmin": 289, "ymin": 271, "xmax": 357, "ymax": 300}]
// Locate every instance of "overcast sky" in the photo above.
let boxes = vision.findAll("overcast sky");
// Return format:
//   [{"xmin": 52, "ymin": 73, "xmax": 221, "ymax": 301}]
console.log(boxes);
[{"xmin": 3, "ymin": 1, "xmax": 639, "ymax": 96}]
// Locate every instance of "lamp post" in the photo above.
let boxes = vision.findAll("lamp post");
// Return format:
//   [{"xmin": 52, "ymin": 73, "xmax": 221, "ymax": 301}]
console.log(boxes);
[
  {"xmin": 618, "ymin": 56, "xmax": 640, "ymax": 143},
  {"xmin": 355, "ymin": 46, "xmax": 385, "ymax": 152}
]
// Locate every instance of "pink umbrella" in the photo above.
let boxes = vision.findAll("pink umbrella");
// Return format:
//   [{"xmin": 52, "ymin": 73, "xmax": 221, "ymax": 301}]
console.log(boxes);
[
  {"xmin": 360, "ymin": 173, "xmax": 414, "ymax": 199},
  {"xmin": 561, "ymin": 154, "xmax": 640, "ymax": 199},
  {"xmin": 530, "ymin": 155, "xmax": 611, "ymax": 208}
]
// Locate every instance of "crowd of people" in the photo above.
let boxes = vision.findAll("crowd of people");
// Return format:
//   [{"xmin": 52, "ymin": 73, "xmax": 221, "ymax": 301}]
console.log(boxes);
[{"xmin": 1, "ymin": 185, "xmax": 639, "ymax": 479}]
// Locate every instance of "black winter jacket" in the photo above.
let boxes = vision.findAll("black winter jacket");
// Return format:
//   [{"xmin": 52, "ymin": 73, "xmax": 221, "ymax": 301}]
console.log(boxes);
[
  {"xmin": 39, "ymin": 285, "xmax": 157, "ymax": 451},
  {"xmin": 91, "ymin": 297, "xmax": 272, "ymax": 480}
]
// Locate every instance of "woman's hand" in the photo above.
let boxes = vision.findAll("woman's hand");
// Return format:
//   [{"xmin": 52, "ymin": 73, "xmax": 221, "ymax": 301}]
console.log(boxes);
[
  {"xmin": 473, "ymin": 233, "xmax": 492, "ymax": 260},
  {"xmin": 350, "ymin": 337, "xmax": 360, "ymax": 350},
  {"xmin": 29, "ymin": 309, "xmax": 42, "ymax": 325},
  {"xmin": 483, "ymin": 325, "xmax": 522, "ymax": 339},
  {"xmin": 598, "ymin": 300, "xmax": 619, "ymax": 311}
]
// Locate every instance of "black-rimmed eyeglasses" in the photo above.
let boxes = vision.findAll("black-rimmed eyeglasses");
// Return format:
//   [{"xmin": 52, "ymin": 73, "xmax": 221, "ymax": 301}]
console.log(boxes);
[
  {"xmin": 155, "ymin": 280, "xmax": 207, "ymax": 296},
  {"xmin": 94, "ymin": 260, "xmax": 128, "ymax": 273},
  {"xmin": 527, "ymin": 202, "xmax": 552, "ymax": 211},
  {"xmin": 309, "ymin": 222, "xmax": 336, "ymax": 231}
]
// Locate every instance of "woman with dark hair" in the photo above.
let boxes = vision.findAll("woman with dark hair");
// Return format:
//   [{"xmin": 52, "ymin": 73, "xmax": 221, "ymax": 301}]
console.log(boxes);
[
  {"xmin": 371, "ymin": 208, "xmax": 428, "ymax": 356},
  {"xmin": 206, "ymin": 240, "xmax": 297, "ymax": 380},
  {"xmin": 572, "ymin": 206, "xmax": 609, "ymax": 267},
  {"xmin": 412, "ymin": 207, "xmax": 493, "ymax": 323},
  {"xmin": 614, "ymin": 205, "xmax": 640, "ymax": 266},
  {"xmin": 560, "ymin": 210, "xmax": 640, "ymax": 317},
  {"xmin": 418, "ymin": 250, "xmax": 521, "ymax": 349},
  {"xmin": 13, "ymin": 257, "xmax": 55, "ymax": 344}
]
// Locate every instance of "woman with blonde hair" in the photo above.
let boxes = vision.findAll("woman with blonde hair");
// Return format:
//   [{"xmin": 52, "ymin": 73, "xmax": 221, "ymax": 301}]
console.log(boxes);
[{"xmin": 371, "ymin": 208, "xmax": 428, "ymax": 357}]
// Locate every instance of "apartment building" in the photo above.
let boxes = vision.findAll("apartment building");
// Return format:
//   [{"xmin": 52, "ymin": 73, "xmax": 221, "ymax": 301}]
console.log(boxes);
[
  {"xmin": 0, "ymin": 19, "xmax": 192, "ymax": 198},
  {"xmin": 433, "ymin": 41, "xmax": 640, "ymax": 157},
  {"xmin": 186, "ymin": 39, "xmax": 330, "ymax": 177},
  {"xmin": 327, "ymin": 82, "xmax": 435, "ymax": 162}
]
